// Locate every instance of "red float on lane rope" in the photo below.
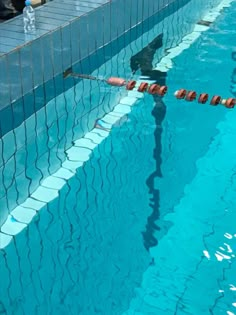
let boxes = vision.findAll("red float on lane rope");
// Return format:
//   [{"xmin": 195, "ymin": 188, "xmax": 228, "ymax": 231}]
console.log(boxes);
[
  {"xmin": 185, "ymin": 91, "xmax": 197, "ymax": 102},
  {"xmin": 210, "ymin": 95, "xmax": 221, "ymax": 106},
  {"xmin": 175, "ymin": 89, "xmax": 187, "ymax": 99},
  {"xmin": 138, "ymin": 82, "xmax": 149, "ymax": 93},
  {"xmin": 224, "ymin": 98, "xmax": 235, "ymax": 108},
  {"xmin": 148, "ymin": 84, "xmax": 160, "ymax": 95},
  {"xmin": 158, "ymin": 86, "xmax": 168, "ymax": 96},
  {"xmin": 126, "ymin": 80, "xmax": 136, "ymax": 90},
  {"xmin": 198, "ymin": 93, "xmax": 209, "ymax": 104}
]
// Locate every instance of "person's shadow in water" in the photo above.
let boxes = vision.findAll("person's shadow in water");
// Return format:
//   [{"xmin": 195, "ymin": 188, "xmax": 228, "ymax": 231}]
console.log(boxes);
[{"xmin": 130, "ymin": 34, "xmax": 168, "ymax": 252}]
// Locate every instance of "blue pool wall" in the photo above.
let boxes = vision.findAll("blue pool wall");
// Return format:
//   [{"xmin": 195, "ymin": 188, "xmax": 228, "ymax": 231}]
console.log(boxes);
[{"xmin": 0, "ymin": 0, "xmax": 221, "ymax": 224}]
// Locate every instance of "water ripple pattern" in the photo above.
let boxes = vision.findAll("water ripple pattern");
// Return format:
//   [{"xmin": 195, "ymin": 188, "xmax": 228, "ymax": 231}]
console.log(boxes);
[
  {"xmin": 122, "ymin": 1, "xmax": 236, "ymax": 315},
  {"xmin": 0, "ymin": 0, "xmax": 235, "ymax": 315}
]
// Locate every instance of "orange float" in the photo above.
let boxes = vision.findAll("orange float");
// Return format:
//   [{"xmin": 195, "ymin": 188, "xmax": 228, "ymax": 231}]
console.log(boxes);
[
  {"xmin": 185, "ymin": 91, "xmax": 197, "ymax": 101},
  {"xmin": 138, "ymin": 82, "xmax": 149, "ymax": 92},
  {"xmin": 198, "ymin": 93, "xmax": 209, "ymax": 104},
  {"xmin": 126, "ymin": 80, "xmax": 136, "ymax": 90},
  {"xmin": 222, "ymin": 98, "xmax": 235, "ymax": 108},
  {"xmin": 210, "ymin": 95, "xmax": 221, "ymax": 106},
  {"xmin": 175, "ymin": 89, "xmax": 187, "ymax": 99},
  {"xmin": 148, "ymin": 84, "xmax": 160, "ymax": 95},
  {"xmin": 158, "ymin": 86, "xmax": 168, "ymax": 96},
  {"xmin": 106, "ymin": 77, "xmax": 126, "ymax": 86}
]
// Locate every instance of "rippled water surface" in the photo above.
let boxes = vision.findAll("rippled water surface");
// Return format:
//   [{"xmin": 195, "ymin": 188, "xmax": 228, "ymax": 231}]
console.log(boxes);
[
  {"xmin": 1, "ymin": 1, "xmax": 236, "ymax": 315},
  {"xmin": 123, "ymin": 3, "xmax": 236, "ymax": 315}
]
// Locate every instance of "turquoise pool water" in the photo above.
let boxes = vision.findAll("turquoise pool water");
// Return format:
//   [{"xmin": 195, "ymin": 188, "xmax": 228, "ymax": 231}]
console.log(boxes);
[
  {"xmin": 0, "ymin": 1, "xmax": 236, "ymax": 315},
  {"xmin": 123, "ymin": 3, "xmax": 236, "ymax": 314}
]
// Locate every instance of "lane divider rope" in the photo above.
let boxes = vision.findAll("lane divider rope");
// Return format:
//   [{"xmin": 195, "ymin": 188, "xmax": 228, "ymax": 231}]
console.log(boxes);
[{"xmin": 63, "ymin": 71, "xmax": 236, "ymax": 109}]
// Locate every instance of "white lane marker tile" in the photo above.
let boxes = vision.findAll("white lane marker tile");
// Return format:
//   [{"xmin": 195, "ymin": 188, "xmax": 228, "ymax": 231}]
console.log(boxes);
[
  {"xmin": 0, "ymin": 233, "xmax": 12, "ymax": 249},
  {"xmin": 31, "ymin": 186, "xmax": 58, "ymax": 203},
  {"xmin": 67, "ymin": 146, "xmax": 91, "ymax": 162},
  {"xmin": 11, "ymin": 206, "xmax": 36, "ymax": 224},
  {"xmin": 1, "ymin": 216, "xmax": 27, "ymax": 236},
  {"xmin": 42, "ymin": 176, "xmax": 66, "ymax": 190},
  {"xmin": 20, "ymin": 198, "xmax": 46, "ymax": 211}
]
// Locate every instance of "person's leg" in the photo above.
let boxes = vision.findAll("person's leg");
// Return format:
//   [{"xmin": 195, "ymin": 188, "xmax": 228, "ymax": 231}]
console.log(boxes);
[
  {"xmin": 0, "ymin": 0, "xmax": 20, "ymax": 19},
  {"xmin": 12, "ymin": 0, "xmax": 25, "ymax": 12}
]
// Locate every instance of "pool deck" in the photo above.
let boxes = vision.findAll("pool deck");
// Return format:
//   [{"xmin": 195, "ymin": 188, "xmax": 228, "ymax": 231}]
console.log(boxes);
[{"xmin": 0, "ymin": 0, "xmax": 113, "ymax": 113}]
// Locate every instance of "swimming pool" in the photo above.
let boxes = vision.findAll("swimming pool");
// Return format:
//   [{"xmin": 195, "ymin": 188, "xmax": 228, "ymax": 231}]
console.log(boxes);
[{"xmin": 0, "ymin": 0, "xmax": 236, "ymax": 314}]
